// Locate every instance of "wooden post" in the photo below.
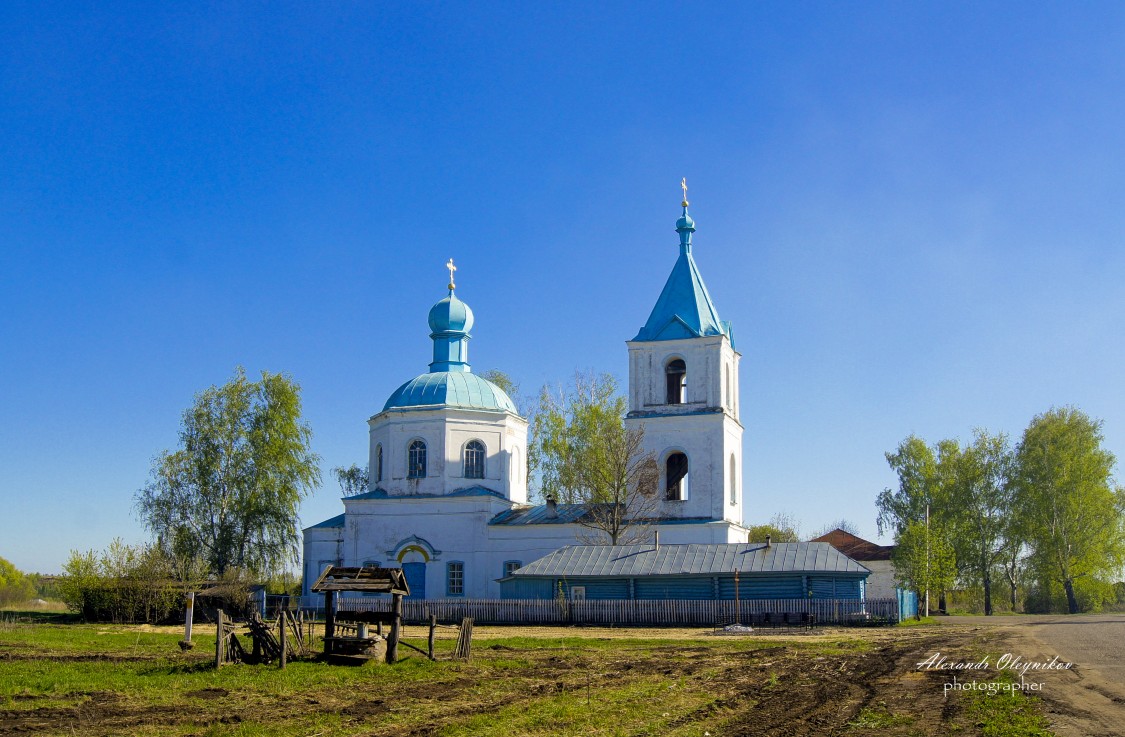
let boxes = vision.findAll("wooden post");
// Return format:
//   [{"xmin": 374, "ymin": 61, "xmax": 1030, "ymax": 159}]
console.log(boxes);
[
  {"xmin": 214, "ymin": 609, "xmax": 224, "ymax": 669},
  {"xmin": 387, "ymin": 593, "xmax": 402, "ymax": 664},
  {"xmin": 323, "ymin": 591, "xmax": 335, "ymax": 656},
  {"xmin": 279, "ymin": 610, "xmax": 287, "ymax": 669},
  {"xmin": 428, "ymin": 614, "xmax": 436, "ymax": 661},
  {"xmin": 181, "ymin": 592, "xmax": 195, "ymax": 649}
]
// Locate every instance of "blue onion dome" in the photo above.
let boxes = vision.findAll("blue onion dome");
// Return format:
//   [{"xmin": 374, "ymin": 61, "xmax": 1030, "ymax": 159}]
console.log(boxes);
[
  {"xmin": 676, "ymin": 208, "xmax": 695, "ymax": 231},
  {"xmin": 428, "ymin": 291, "xmax": 474, "ymax": 334},
  {"xmin": 383, "ymin": 371, "xmax": 517, "ymax": 413}
]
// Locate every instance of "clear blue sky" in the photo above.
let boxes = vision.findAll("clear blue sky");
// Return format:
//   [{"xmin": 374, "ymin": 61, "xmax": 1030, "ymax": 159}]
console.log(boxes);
[{"xmin": 3, "ymin": 2, "xmax": 1123, "ymax": 574}]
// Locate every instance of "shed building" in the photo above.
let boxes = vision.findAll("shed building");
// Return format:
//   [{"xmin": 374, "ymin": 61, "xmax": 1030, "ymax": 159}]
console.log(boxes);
[{"xmin": 500, "ymin": 542, "xmax": 870, "ymax": 601}]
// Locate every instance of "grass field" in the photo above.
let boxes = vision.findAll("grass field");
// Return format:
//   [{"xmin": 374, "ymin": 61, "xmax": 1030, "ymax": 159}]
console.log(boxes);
[{"xmin": 0, "ymin": 612, "xmax": 1053, "ymax": 736}]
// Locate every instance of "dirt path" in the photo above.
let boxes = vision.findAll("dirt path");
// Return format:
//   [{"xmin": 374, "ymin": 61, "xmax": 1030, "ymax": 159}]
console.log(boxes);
[{"xmin": 942, "ymin": 614, "xmax": 1125, "ymax": 737}]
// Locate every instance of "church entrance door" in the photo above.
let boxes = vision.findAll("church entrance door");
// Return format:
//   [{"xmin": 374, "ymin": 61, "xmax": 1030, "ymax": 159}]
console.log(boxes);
[{"xmin": 402, "ymin": 561, "xmax": 426, "ymax": 599}]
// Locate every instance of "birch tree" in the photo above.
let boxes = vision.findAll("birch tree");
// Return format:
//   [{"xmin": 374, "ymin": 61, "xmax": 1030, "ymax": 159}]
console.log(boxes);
[
  {"xmin": 531, "ymin": 372, "xmax": 659, "ymax": 545},
  {"xmin": 136, "ymin": 367, "xmax": 321, "ymax": 577},
  {"xmin": 1013, "ymin": 407, "xmax": 1125, "ymax": 613}
]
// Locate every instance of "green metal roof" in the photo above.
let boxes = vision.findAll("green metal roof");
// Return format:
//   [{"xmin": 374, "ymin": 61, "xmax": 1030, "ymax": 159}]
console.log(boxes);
[
  {"xmin": 383, "ymin": 370, "xmax": 518, "ymax": 413},
  {"xmin": 633, "ymin": 205, "xmax": 731, "ymax": 344}
]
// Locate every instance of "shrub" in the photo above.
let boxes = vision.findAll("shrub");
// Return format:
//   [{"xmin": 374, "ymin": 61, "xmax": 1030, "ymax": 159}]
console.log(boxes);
[
  {"xmin": 0, "ymin": 557, "xmax": 36, "ymax": 607},
  {"xmin": 59, "ymin": 540, "xmax": 184, "ymax": 623}
]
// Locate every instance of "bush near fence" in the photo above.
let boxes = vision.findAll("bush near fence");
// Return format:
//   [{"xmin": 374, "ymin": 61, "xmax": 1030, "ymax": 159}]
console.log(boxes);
[{"xmin": 298, "ymin": 596, "xmax": 904, "ymax": 627}]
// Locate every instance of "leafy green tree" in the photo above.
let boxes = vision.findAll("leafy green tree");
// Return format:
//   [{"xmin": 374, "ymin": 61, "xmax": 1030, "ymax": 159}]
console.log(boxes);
[
  {"xmin": 876, "ymin": 436, "xmax": 958, "ymax": 536},
  {"xmin": 877, "ymin": 435, "xmax": 961, "ymax": 614},
  {"xmin": 136, "ymin": 367, "xmax": 321, "ymax": 577},
  {"xmin": 747, "ymin": 513, "xmax": 802, "ymax": 542},
  {"xmin": 531, "ymin": 372, "xmax": 659, "ymax": 545},
  {"xmin": 892, "ymin": 520, "xmax": 957, "ymax": 608},
  {"xmin": 332, "ymin": 464, "xmax": 369, "ymax": 497},
  {"xmin": 998, "ymin": 522, "xmax": 1027, "ymax": 612},
  {"xmin": 1013, "ymin": 407, "xmax": 1125, "ymax": 614},
  {"xmin": 0, "ymin": 556, "xmax": 36, "ymax": 606},
  {"xmin": 479, "ymin": 369, "xmax": 520, "ymax": 402},
  {"xmin": 947, "ymin": 429, "xmax": 1015, "ymax": 615}
]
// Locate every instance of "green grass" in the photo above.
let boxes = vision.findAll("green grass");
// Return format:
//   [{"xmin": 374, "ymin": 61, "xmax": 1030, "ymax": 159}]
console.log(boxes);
[
  {"xmin": 0, "ymin": 621, "xmax": 772, "ymax": 736},
  {"xmin": 846, "ymin": 703, "xmax": 914, "ymax": 728},
  {"xmin": 963, "ymin": 669, "xmax": 1055, "ymax": 737},
  {"xmin": 2, "ymin": 619, "xmax": 1044, "ymax": 736},
  {"xmin": 896, "ymin": 616, "xmax": 939, "ymax": 627}
]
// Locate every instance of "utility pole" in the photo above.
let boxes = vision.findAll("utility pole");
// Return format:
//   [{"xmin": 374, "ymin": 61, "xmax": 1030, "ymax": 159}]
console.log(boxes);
[{"xmin": 924, "ymin": 502, "xmax": 931, "ymax": 618}]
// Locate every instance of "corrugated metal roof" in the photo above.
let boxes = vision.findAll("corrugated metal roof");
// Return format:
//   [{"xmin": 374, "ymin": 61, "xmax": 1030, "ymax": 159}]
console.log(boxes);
[{"xmin": 512, "ymin": 543, "xmax": 870, "ymax": 577}]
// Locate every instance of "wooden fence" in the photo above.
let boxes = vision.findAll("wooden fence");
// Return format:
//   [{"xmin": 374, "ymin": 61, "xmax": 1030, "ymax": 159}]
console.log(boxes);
[{"xmin": 299, "ymin": 596, "xmax": 903, "ymax": 627}]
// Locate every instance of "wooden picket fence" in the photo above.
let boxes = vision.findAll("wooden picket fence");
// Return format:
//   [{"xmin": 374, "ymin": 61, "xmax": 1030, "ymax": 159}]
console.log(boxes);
[{"xmin": 299, "ymin": 596, "xmax": 903, "ymax": 627}]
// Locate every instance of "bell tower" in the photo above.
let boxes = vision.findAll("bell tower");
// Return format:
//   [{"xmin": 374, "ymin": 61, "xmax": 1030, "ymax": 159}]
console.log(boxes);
[{"xmin": 624, "ymin": 185, "xmax": 743, "ymax": 525}]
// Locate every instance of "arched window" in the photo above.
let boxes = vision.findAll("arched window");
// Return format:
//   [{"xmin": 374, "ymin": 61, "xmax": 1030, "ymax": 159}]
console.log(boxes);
[
  {"xmin": 666, "ymin": 452, "xmax": 688, "ymax": 501},
  {"xmin": 512, "ymin": 446, "xmax": 522, "ymax": 485},
  {"xmin": 464, "ymin": 440, "xmax": 485, "ymax": 479},
  {"xmin": 408, "ymin": 440, "xmax": 427, "ymax": 479},
  {"xmin": 375, "ymin": 444, "xmax": 383, "ymax": 483},
  {"xmin": 730, "ymin": 454, "xmax": 737, "ymax": 505},
  {"xmin": 666, "ymin": 359, "xmax": 687, "ymax": 404}
]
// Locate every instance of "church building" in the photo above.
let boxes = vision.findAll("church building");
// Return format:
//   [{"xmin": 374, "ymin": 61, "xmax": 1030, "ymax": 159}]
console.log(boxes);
[{"xmin": 302, "ymin": 192, "xmax": 752, "ymax": 600}]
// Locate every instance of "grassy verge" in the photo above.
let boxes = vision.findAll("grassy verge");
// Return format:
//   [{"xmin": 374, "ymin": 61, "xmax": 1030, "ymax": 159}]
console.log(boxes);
[
  {"xmin": 896, "ymin": 616, "xmax": 938, "ymax": 627},
  {"xmin": 960, "ymin": 668, "xmax": 1054, "ymax": 737}
]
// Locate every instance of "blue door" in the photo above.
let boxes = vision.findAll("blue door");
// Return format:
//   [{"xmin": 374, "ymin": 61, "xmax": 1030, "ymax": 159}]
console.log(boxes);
[{"xmin": 403, "ymin": 562, "xmax": 426, "ymax": 599}]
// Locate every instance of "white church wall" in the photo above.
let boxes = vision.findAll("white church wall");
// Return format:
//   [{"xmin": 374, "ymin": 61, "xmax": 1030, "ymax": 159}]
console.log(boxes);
[{"xmin": 302, "ymin": 525, "xmax": 343, "ymax": 593}]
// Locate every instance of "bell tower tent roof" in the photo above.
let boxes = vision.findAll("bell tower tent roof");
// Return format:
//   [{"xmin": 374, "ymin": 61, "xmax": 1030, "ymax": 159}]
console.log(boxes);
[{"xmin": 633, "ymin": 188, "xmax": 733, "ymax": 345}]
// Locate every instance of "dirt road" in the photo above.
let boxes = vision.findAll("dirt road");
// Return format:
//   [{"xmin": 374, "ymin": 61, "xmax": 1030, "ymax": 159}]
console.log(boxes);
[{"xmin": 943, "ymin": 614, "xmax": 1125, "ymax": 737}]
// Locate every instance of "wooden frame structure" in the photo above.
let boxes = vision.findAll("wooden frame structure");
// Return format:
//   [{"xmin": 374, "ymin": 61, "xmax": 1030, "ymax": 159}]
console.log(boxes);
[{"xmin": 310, "ymin": 566, "xmax": 410, "ymax": 663}]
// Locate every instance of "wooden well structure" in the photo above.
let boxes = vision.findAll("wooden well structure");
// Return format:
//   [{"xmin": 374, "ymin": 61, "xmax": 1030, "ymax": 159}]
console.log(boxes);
[{"xmin": 310, "ymin": 566, "xmax": 410, "ymax": 664}]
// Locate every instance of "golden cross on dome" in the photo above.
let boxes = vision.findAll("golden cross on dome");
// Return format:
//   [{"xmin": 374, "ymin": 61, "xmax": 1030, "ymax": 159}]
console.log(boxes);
[
  {"xmin": 446, "ymin": 258, "xmax": 457, "ymax": 290},
  {"xmin": 680, "ymin": 177, "xmax": 689, "ymax": 207}
]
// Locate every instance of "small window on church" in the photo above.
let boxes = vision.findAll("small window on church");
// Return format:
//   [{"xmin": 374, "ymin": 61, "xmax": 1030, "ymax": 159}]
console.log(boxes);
[
  {"xmin": 375, "ymin": 444, "xmax": 383, "ymax": 483},
  {"xmin": 666, "ymin": 359, "xmax": 687, "ymax": 404},
  {"xmin": 503, "ymin": 560, "xmax": 521, "ymax": 578},
  {"xmin": 730, "ymin": 454, "xmax": 737, "ymax": 505},
  {"xmin": 408, "ymin": 440, "xmax": 427, "ymax": 479},
  {"xmin": 447, "ymin": 562, "xmax": 464, "ymax": 596},
  {"xmin": 464, "ymin": 440, "xmax": 485, "ymax": 479},
  {"xmin": 666, "ymin": 452, "xmax": 688, "ymax": 501}
]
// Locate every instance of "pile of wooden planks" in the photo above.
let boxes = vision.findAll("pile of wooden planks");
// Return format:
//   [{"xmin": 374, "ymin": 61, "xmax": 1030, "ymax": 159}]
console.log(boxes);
[
  {"xmin": 246, "ymin": 611, "xmax": 303, "ymax": 664},
  {"xmin": 452, "ymin": 617, "xmax": 473, "ymax": 661}
]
